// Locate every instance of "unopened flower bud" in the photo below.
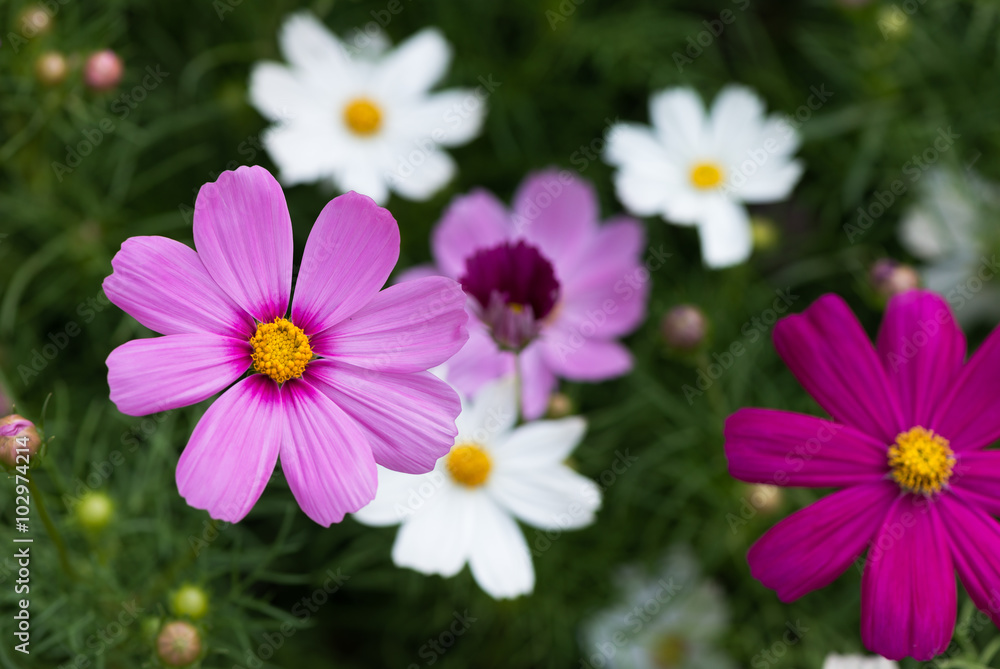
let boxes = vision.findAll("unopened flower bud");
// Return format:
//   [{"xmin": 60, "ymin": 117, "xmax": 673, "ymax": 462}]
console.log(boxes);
[
  {"xmin": 36, "ymin": 52, "xmax": 68, "ymax": 86},
  {"xmin": 0, "ymin": 415, "xmax": 41, "ymax": 471},
  {"xmin": 547, "ymin": 393, "xmax": 573, "ymax": 418},
  {"xmin": 877, "ymin": 5, "xmax": 910, "ymax": 39},
  {"xmin": 660, "ymin": 305, "xmax": 708, "ymax": 351},
  {"xmin": 76, "ymin": 492, "xmax": 114, "ymax": 531},
  {"xmin": 84, "ymin": 50, "xmax": 123, "ymax": 91},
  {"xmin": 750, "ymin": 217, "xmax": 780, "ymax": 251},
  {"xmin": 745, "ymin": 483, "xmax": 783, "ymax": 515},
  {"xmin": 19, "ymin": 6, "xmax": 52, "ymax": 37},
  {"xmin": 170, "ymin": 584, "xmax": 209, "ymax": 620},
  {"xmin": 156, "ymin": 621, "xmax": 202, "ymax": 667},
  {"xmin": 871, "ymin": 259, "xmax": 919, "ymax": 298}
]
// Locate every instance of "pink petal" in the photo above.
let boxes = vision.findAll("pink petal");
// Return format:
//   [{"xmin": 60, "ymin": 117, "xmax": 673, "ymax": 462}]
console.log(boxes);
[
  {"xmin": 748, "ymin": 481, "xmax": 896, "ymax": 602},
  {"xmin": 291, "ymin": 191, "xmax": 400, "ymax": 335},
  {"xmin": 875, "ymin": 290, "xmax": 965, "ymax": 427},
  {"xmin": 303, "ymin": 360, "xmax": 460, "ymax": 474},
  {"xmin": 939, "ymin": 492, "xmax": 1000, "ymax": 627},
  {"xmin": 193, "ymin": 166, "xmax": 293, "ymax": 322},
  {"xmin": 311, "ymin": 276, "xmax": 468, "ymax": 373},
  {"xmin": 861, "ymin": 496, "xmax": 955, "ymax": 661},
  {"xmin": 950, "ymin": 451, "xmax": 1000, "ymax": 518},
  {"xmin": 107, "ymin": 334, "xmax": 251, "ymax": 416},
  {"xmin": 394, "ymin": 263, "xmax": 439, "ymax": 284},
  {"xmin": 725, "ymin": 408, "xmax": 889, "ymax": 487},
  {"xmin": 176, "ymin": 375, "xmax": 283, "ymax": 522},
  {"xmin": 512, "ymin": 169, "xmax": 598, "ymax": 269},
  {"xmin": 520, "ymin": 343, "xmax": 556, "ymax": 420},
  {"xmin": 541, "ymin": 337, "xmax": 632, "ymax": 381},
  {"xmin": 104, "ymin": 236, "xmax": 254, "ymax": 338},
  {"xmin": 431, "ymin": 189, "xmax": 511, "ymax": 279},
  {"xmin": 773, "ymin": 294, "xmax": 906, "ymax": 444},
  {"xmin": 279, "ymin": 378, "xmax": 377, "ymax": 526},
  {"xmin": 932, "ymin": 324, "xmax": 1000, "ymax": 451},
  {"xmin": 441, "ymin": 321, "xmax": 515, "ymax": 396}
]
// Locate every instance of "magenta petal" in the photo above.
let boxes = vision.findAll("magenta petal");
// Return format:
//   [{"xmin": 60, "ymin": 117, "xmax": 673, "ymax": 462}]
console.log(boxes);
[
  {"xmin": 520, "ymin": 343, "xmax": 556, "ymax": 420},
  {"xmin": 107, "ymin": 334, "xmax": 251, "ymax": 416},
  {"xmin": 291, "ymin": 191, "xmax": 400, "ymax": 334},
  {"xmin": 104, "ymin": 236, "xmax": 254, "ymax": 338},
  {"xmin": 279, "ymin": 378, "xmax": 377, "ymax": 526},
  {"xmin": 950, "ymin": 451, "xmax": 1000, "ymax": 517},
  {"xmin": 725, "ymin": 408, "xmax": 888, "ymax": 487},
  {"xmin": 541, "ymin": 337, "xmax": 632, "ymax": 381},
  {"xmin": 932, "ymin": 324, "xmax": 1000, "ymax": 451},
  {"xmin": 431, "ymin": 189, "xmax": 510, "ymax": 279},
  {"xmin": 773, "ymin": 294, "xmax": 906, "ymax": 444},
  {"xmin": 861, "ymin": 496, "xmax": 955, "ymax": 661},
  {"xmin": 176, "ymin": 375, "xmax": 282, "ymax": 522},
  {"xmin": 311, "ymin": 276, "xmax": 468, "ymax": 373},
  {"xmin": 193, "ymin": 166, "xmax": 293, "ymax": 322},
  {"xmin": 875, "ymin": 290, "xmax": 965, "ymax": 427},
  {"xmin": 748, "ymin": 481, "xmax": 896, "ymax": 602},
  {"xmin": 304, "ymin": 360, "xmax": 460, "ymax": 474},
  {"xmin": 939, "ymin": 493, "xmax": 1000, "ymax": 627},
  {"xmin": 442, "ymin": 320, "xmax": 515, "ymax": 396},
  {"xmin": 512, "ymin": 169, "xmax": 598, "ymax": 269}
]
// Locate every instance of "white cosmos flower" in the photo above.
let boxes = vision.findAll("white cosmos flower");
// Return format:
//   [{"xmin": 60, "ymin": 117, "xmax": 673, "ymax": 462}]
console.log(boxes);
[
  {"xmin": 604, "ymin": 85, "xmax": 803, "ymax": 268},
  {"xmin": 823, "ymin": 654, "xmax": 898, "ymax": 669},
  {"xmin": 249, "ymin": 13, "xmax": 486, "ymax": 204},
  {"xmin": 352, "ymin": 376, "xmax": 601, "ymax": 600}
]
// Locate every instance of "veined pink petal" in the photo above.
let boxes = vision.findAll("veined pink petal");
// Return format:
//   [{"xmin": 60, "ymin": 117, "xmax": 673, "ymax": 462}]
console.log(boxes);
[
  {"xmin": 303, "ymin": 360, "xmax": 460, "ymax": 474},
  {"xmin": 748, "ymin": 481, "xmax": 896, "ymax": 602},
  {"xmin": 107, "ymin": 334, "xmax": 251, "ymax": 416},
  {"xmin": 861, "ymin": 496, "xmax": 955, "ymax": 661},
  {"xmin": 512, "ymin": 169, "xmax": 598, "ymax": 270},
  {"xmin": 520, "ymin": 343, "xmax": 556, "ymax": 420},
  {"xmin": 939, "ymin": 492, "xmax": 1000, "ymax": 626},
  {"xmin": 541, "ymin": 337, "xmax": 632, "ymax": 381},
  {"xmin": 949, "ymin": 451, "xmax": 1000, "ymax": 519},
  {"xmin": 193, "ymin": 166, "xmax": 293, "ymax": 322},
  {"xmin": 279, "ymin": 378, "xmax": 377, "ymax": 526},
  {"xmin": 773, "ymin": 294, "xmax": 906, "ymax": 444},
  {"xmin": 875, "ymin": 290, "xmax": 965, "ymax": 428},
  {"xmin": 311, "ymin": 276, "xmax": 468, "ymax": 373},
  {"xmin": 291, "ymin": 191, "xmax": 400, "ymax": 335},
  {"xmin": 104, "ymin": 236, "xmax": 254, "ymax": 338},
  {"xmin": 176, "ymin": 375, "xmax": 283, "ymax": 522},
  {"xmin": 932, "ymin": 324, "xmax": 1000, "ymax": 451},
  {"xmin": 725, "ymin": 408, "xmax": 888, "ymax": 487},
  {"xmin": 431, "ymin": 189, "xmax": 511, "ymax": 279}
]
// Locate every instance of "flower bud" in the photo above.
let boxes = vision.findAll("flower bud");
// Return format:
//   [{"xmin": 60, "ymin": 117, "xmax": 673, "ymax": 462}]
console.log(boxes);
[
  {"xmin": 547, "ymin": 393, "xmax": 573, "ymax": 419},
  {"xmin": 170, "ymin": 584, "xmax": 209, "ymax": 620},
  {"xmin": 156, "ymin": 621, "xmax": 202, "ymax": 667},
  {"xmin": 870, "ymin": 259, "xmax": 919, "ymax": 298},
  {"xmin": 84, "ymin": 50, "xmax": 123, "ymax": 91},
  {"xmin": 877, "ymin": 5, "xmax": 910, "ymax": 39},
  {"xmin": 19, "ymin": 6, "xmax": 52, "ymax": 37},
  {"xmin": 0, "ymin": 415, "xmax": 41, "ymax": 471},
  {"xmin": 750, "ymin": 217, "xmax": 780, "ymax": 251},
  {"xmin": 660, "ymin": 305, "xmax": 708, "ymax": 351},
  {"xmin": 744, "ymin": 483, "xmax": 783, "ymax": 515},
  {"xmin": 36, "ymin": 52, "xmax": 68, "ymax": 86},
  {"xmin": 75, "ymin": 492, "xmax": 114, "ymax": 531}
]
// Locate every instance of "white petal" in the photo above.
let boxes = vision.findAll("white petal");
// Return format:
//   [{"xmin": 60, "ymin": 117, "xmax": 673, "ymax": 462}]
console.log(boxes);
[
  {"xmin": 387, "ymin": 149, "xmax": 455, "ymax": 201},
  {"xmin": 335, "ymin": 163, "xmax": 390, "ymax": 204},
  {"xmin": 732, "ymin": 159, "xmax": 803, "ymax": 203},
  {"xmin": 604, "ymin": 123, "xmax": 672, "ymax": 170},
  {"xmin": 468, "ymin": 497, "xmax": 535, "ymax": 599},
  {"xmin": 401, "ymin": 90, "xmax": 486, "ymax": 147},
  {"xmin": 611, "ymin": 168, "xmax": 670, "ymax": 217},
  {"xmin": 488, "ymin": 466, "xmax": 601, "ymax": 530},
  {"xmin": 391, "ymin": 484, "xmax": 474, "ymax": 578},
  {"xmin": 279, "ymin": 13, "xmax": 353, "ymax": 85},
  {"xmin": 649, "ymin": 87, "xmax": 707, "ymax": 158},
  {"xmin": 456, "ymin": 376, "xmax": 518, "ymax": 446},
  {"xmin": 262, "ymin": 123, "xmax": 338, "ymax": 186},
  {"xmin": 709, "ymin": 84, "xmax": 765, "ymax": 158},
  {"xmin": 248, "ymin": 63, "xmax": 310, "ymax": 122},
  {"xmin": 375, "ymin": 28, "xmax": 452, "ymax": 100},
  {"xmin": 697, "ymin": 197, "xmax": 753, "ymax": 268},
  {"xmin": 822, "ymin": 655, "xmax": 899, "ymax": 669},
  {"xmin": 492, "ymin": 416, "xmax": 586, "ymax": 470},
  {"xmin": 352, "ymin": 466, "xmax": 448, "ymax": 527}
]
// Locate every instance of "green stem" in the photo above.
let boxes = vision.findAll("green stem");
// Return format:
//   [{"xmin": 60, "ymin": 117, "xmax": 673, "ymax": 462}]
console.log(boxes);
[
  {"xmin": 513, "ymin": 351, "xmax": 523, "ymax": 424},
  {"xmin": 27, "ymin": 477, "xmax": 76, "ymax": 580}
]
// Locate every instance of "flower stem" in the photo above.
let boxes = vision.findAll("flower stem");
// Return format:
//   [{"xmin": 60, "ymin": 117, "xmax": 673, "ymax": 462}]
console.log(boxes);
[{"xmin": 28, "ymin": 477, "xmax": 76, "ymax": 580}]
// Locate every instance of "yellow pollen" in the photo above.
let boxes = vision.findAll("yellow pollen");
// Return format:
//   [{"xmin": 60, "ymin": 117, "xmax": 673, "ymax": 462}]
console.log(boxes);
[
  {"xmin": 690, "ymin": 162, "xmax": 724, "ymax": 190},
  {"xmin": 249, "ymin": 318, "xmax": 312, "ymax": 384},
  {"xmin": 343, "ymin": 98, "xmax": 382, "ymax": 136},
  {"xmin": 509, "ymin": 303, "xmax": 525, "ymax": 314},
  {"xmin": 446, "ymin": 444, "xmax": 492, "ymax": 488},
  {"xmin": 888, "ymin": 426, "xmax": 955, "ymax": 495}
]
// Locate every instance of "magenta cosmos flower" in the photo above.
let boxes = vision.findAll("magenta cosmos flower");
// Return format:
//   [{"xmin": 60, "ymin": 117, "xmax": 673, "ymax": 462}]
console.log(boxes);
[
  {"xmin": 725, "ymin": 290, "xmax": 1000, "ymax": 661},
  {"xmin": 404, "ymin": 169, "xmax": 649, "ymax": 419},
  {"xmin": 104, "ymin": 166, "xmax": 468, "ymax": 526}
]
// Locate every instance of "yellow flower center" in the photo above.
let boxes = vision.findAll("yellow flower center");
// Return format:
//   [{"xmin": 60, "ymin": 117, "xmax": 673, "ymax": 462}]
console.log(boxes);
[
  {"xmin": 888, "ymin": 426, "xmax": 955, "ymax": 495},
  {"xmin": 446, "ymin": 444, "xmax": 492, "ymax": 488},
  {"xmin": 689, "ymin": 162, "xmax": 724, "ymax": 190},
  {"xmin": 652, "ymin": 634, "xmax": 687, "ymax": 669},
  {"xmin": 249, "ymin": 318, "xmax": 312, "ymax": 384},
  {"xmin": 343, "ymin": 97, "xmax": 382, "ymax": 136}
]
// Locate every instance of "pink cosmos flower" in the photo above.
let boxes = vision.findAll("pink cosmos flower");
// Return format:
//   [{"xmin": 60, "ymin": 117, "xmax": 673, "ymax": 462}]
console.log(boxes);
[
  {"xmin": 405, "ymin": 169, "xmax": 650, "ymax": 419},
  {"xmin": 725, "ymin": 290, "xmax": 1000, "ymax": 661},
  {"xmin": 104, "ymin": 166, "xmax": 468, "ymax": 526}
]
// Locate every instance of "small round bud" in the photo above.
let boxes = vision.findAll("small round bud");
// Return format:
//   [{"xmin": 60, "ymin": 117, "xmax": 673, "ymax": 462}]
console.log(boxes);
[
  {"xmin": 19, "ymin": 6, "xmax": 52, "ymax": 37},
  {"xmin": 871, "ymin": 259, "xmax": 919, "ymax": 298},
  {"xmin": 36, "ymin": 52, "xmax": 68, "ymax": 86},
  {"xmin": 75, "ymin": 492, "xmax": 114, "ymax": 531},
  {"xmin": 750, "ymin": 217, "xmax": 779, "ymax": 251},
  {"xmin": 140, "ymin": 616, "xmax": 162, "ymax": 642},
  {"xmin": 0, "ymin": 415, "xmax": 41, "ymax": 471},
  {"xmin": 170, "ymin": 584, "xmax": 209, "ymax": 620},
  {"xmin": 156, "ymin": 621, "xmax": 202, "ymax": 667},
  {"xmin": 547, "ymin": 393, "xmax": 573, "ymax": 419},
  {"xmin": 744, "ymin": 483, "xmax": 783, "ymax": 515},
  {"xmin": 84, "ymin": 50, "xmax": 124, "ymax": 91},
  {"xmin": 877, "ymin": 5, "xmax": 910, "ymax": 39},
  {"xmin": 660, "ymin": 305, "xmax": 708, "ymax": 351}
]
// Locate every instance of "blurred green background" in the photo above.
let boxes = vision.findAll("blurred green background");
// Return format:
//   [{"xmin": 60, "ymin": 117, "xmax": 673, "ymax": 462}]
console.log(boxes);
[{"xmin": 2, "ymin": 0, "xmax": 1000, "ymax": 667}]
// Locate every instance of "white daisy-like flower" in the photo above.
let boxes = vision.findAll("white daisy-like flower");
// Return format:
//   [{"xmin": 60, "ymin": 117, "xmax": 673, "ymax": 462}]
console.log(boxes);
[
  {"xmin": 604, "ymin": 85, "xmax": 803, "ymax": 268},
  {"xmin": 352, "ymin": 376, "xmax": 601, "ymax": 599},
  {"xmin": 823, "ymin": 654, "xmax": 898, "ymax": 669},
  {"xmin": 249, "ymin": 13, "xmax": 486, "ymax": 204},
  {"xmin": 579, "ymin": 547, "xmax": 735, "ymax": 669}
]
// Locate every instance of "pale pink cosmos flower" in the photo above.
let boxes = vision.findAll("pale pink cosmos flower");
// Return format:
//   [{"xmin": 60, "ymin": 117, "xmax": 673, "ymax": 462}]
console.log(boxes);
[{"xmin": 104, "ymin": 166, "xmax": 468, "ymax": 525}]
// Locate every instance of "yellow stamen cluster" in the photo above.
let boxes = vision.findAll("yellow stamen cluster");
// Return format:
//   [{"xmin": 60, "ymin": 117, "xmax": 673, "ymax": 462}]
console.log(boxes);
[
  {"xmin": 651, "ymin": 635, "xmax": 687, "ymax": 669},
  {"xmin": 250, "ymin": 318, "xmax": 312, "ymax": 384},
  {"xmin": 343, "ymin": 98, "xmax": 382, "ymax": 136},
  {"xmin": 446, "ymin": 444, "xmax": 492, "ymax": 488},
  {"xmin": 689, "ymin": 162, "xmax": 724, "ymax": 190},
  {"xmin": 888, "ymin": 426, "xmax": 955, "ymax": 495}
]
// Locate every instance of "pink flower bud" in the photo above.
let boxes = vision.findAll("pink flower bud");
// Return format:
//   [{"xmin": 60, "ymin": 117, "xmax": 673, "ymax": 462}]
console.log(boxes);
[
  {"xmin": 661, "ymin": 305, "xmax": 708, "ymax": 350},
  {"xmin": 84, "ymin": 49, "xmax": 123, "ymax": 91},
  {"xmin": 156, "ymin": 621, "xmax": 202, "ymax": 667},
  {"xmin": 871, "ymin": 259, "xmax": 919, "ymax": 298},
  {"xmin": 0, "ymin": 415, "xmax": 41, "ymax": 471}
]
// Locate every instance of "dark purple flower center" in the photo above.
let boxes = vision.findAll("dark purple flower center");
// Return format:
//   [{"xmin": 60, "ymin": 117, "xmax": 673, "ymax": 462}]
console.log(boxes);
[{"xmin": 459, "ymin": 241, "xmax": 560, "ymax": 351}]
